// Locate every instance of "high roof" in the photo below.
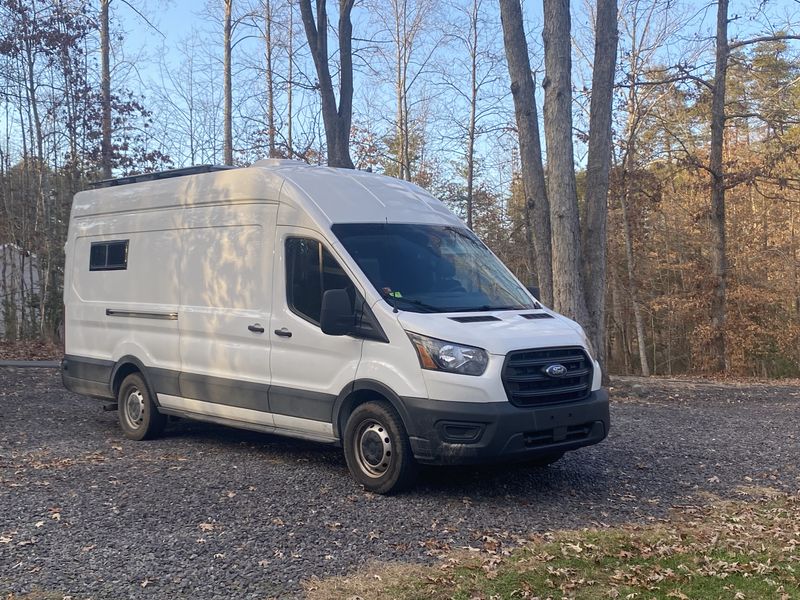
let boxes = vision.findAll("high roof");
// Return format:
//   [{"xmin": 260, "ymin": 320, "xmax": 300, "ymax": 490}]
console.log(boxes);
[
  {"xmin": 254, "ymin": 159, "xmax": 459, "ymax": 226},
  {"xmin": 71, "ymin": 160, "xmax": 461, "ymax": 228}
]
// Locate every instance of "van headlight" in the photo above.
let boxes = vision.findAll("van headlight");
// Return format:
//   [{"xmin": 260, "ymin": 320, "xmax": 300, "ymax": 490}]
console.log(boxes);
[{"xmin": 406, "ymin": 332, "xmax": 488, "ymax": 376}]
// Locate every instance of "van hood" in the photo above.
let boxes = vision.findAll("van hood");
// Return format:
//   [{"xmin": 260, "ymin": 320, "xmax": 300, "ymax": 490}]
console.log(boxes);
[{"xmin": 395, "ymin": 309, "xmax": 590, "ymax": 356}]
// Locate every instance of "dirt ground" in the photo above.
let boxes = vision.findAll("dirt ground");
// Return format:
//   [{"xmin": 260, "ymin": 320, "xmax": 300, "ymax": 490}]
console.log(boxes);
[{"xmin": 1, "ymin": 368, "xmax": 798, "ymax": 599}]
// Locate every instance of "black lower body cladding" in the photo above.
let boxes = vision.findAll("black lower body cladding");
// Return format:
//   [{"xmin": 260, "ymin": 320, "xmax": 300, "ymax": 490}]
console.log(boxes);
[
  {"xmin": 61, "ymin": 355, "xmax": 114, "ymax": 399},
  {"xmin": 62, "ymin": 353, "xmax": 610, "ymax": 466},
  {"xmin": 401, "ymin": 389, "xmax": 610, "ymax": 465}
]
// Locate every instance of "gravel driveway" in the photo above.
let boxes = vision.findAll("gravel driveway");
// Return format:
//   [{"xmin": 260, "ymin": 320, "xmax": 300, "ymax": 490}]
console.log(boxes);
[{"xmin": 1, "ymin": 369, "xmax": 798, "ymax": 599}]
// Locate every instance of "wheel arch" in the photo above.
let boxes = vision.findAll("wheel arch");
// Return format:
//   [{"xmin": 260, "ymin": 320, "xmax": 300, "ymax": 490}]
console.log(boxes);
[
  {"xmin": 332, "ymin": 379, "xmax": 415, "ymax": 440},
  {"xmin": 110, "ymin": 355, "xmax": 159, "ymax": 405}
]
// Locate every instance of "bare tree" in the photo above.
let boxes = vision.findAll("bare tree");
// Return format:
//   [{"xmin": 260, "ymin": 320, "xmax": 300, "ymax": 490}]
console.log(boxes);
[
  {"xmin": 464, "ymin": 0, "xmax": 480, "ymax": 229},
  {"xmin": 263, "ymin": 0, "xmax": 277, "ymax": 157},
  {"xmin": 100, "ymin": 0, "xmax": 112, "ymax": 178},
  {"xmin": 613, "ymin": 0, "xmax": 685, "ymax": 377},
  {"xmin": 581, "ymin": 0, "xmax": 618, "ymax": 365},
  {"xmin": 498, "ymin": 0, "xmax": 553, "ymax": 306},
  {"xmin": 542, "ymin": 0, "xmax": 589, "ymax": 323},
  {"xmin": 707, "ymin": 0, "xmax": 729, "ymax": 372},
  {"xmin": 298, "ymin": 0, "xmax": 355, "ymax": 168},
  {"xmin": 287, "ymin": 0, "xmax": 294, "ymax": 156},
  {"xmin": 152, "ymin": 32, "xmax": 226, "ymax": 165},
  {"xmin": 223, "ymin": 0, "xmax": 233, "ymax": 165},
  {"xmin": 439, "ymin": 0, "xmax": 504, "ymax": 232}
]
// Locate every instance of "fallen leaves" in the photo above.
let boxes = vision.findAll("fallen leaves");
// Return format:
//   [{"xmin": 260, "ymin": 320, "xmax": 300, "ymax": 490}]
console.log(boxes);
[
  {"xmin": 304, "ymin": 491, "xmax": 800, "ymax": 600},
  {"xmin": 0, "ymin": 339, "xmax": 62, "ymax": 360}
]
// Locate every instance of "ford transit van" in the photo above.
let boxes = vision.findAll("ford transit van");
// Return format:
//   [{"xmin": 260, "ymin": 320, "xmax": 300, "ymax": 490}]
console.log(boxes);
[{"xmin": 61, "ymin": 160, "xmax": 609, "ymax": 493}]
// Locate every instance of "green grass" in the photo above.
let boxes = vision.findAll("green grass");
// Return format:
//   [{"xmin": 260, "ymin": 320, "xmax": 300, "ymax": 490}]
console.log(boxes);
[{"xmin": 305, "ymin": 492, "xmax": 800, "ymax": 599}]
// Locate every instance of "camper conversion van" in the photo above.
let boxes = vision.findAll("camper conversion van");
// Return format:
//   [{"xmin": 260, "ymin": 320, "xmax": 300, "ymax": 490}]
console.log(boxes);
[{"xmin": 62, "ymin": 160, "xmax": 609, "ymax": 493}]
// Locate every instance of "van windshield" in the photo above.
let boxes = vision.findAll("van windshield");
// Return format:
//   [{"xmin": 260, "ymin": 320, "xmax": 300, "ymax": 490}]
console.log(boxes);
[{"xmin": 331, "ymin": 223, "xmax": 535, "ymax": 313}]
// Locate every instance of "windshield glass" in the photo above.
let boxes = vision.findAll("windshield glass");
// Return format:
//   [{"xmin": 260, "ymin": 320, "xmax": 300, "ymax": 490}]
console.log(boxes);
[{"xmin": 331, "ymin": 223, "xmax": 535, "ymax": 313}]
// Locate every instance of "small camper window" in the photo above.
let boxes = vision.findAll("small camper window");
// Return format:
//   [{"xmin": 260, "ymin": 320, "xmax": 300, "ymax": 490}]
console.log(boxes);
[{"xmin": 90, "ymin": 240, "xmax": 128, "ymax": 271}]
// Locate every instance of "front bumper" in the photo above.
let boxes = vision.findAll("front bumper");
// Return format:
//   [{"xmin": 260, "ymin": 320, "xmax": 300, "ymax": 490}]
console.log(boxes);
[{"xmin": 401, "ymin": 389, "xmax": 609, "ymax": 465}]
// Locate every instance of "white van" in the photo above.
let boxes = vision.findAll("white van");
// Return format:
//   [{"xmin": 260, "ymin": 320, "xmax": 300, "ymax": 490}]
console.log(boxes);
[{"xmin": 62, "ymin": 160, "xmax": 609, "ymax": 493}]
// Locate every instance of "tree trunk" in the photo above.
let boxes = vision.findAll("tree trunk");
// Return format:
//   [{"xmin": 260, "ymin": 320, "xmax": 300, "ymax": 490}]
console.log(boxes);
[
  {"xmin": 223, "ymin": 0, "xmax": 233, "ymax": 166},
  {"xmin": 498, "ymin": 0, "xmax": 553, "ymax": 306},
  {"xmin": 542, "ymin": 0, "xmax": 589, "ymax": 323},
  {"xmin": 709, "ymin": 0, "xmax": 729, "ymax": 372},
  {"xmin": 620, "ymin": 189, "xmax": 650, "ymax": 376},
  {"xmin": 100, "ymin": 0, "xmax": 112, "ymax": 178},
  {"xmin": 287, "ymin": 0, "xmax": 294, "ymax": 157},
  {"xmin": 465, "ymin": 0, "xmax": 478, "ymax": 230},
  {"xmin": 265, "ymin": 0, "xmax": 276, "ymax": 157},
  {"xmin": 581, "ymin": 0, "xmax": 617, "ymax": 367},
  {"xmin": 298, "ymin": 0, "xmax": 355, "ymax": 169},
  {"xmin": 395, "ymin": 9, "xmax": 405, "ymax": 179}
]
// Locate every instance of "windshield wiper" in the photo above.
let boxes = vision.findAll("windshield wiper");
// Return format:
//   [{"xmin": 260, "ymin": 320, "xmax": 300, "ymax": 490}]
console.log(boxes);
[{"xmin": 383, "ymin": 295, "xmax": 442, "ymax": 313}]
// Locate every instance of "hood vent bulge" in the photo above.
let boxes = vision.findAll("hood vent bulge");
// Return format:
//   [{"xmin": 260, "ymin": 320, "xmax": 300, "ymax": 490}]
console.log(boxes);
[{"xmin": 449, "ymin": 315, "xmax": 502, "ymax": 323}]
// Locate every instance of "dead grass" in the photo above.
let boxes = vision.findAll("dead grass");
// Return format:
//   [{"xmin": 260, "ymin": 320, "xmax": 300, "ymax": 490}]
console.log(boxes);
[{"xmin": 305, "ymin": 489, "xmax": 800, "ymax": 600}]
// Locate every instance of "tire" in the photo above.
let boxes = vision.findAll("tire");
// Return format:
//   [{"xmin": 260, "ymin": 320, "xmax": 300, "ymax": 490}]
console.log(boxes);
[
  {"xmin": 527, "ymin": 452, "xmax": 564, "ymax": 468},
  {"xmin": 117, "ymin": 373, "xmax": 166, "ymax": 441},
  {"xmin": 343, "ymin": 400, "xmax": 417, "ymax": 494}
]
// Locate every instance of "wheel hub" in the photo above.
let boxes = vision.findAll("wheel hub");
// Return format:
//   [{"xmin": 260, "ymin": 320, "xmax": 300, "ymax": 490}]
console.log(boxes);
[
  {"xmin": 125, "ymin": 389, "xmax": 144, "ymax": 428},
  {"xmin": 356, "ymin": 421, "xmax": 392, "ymax": 478}
]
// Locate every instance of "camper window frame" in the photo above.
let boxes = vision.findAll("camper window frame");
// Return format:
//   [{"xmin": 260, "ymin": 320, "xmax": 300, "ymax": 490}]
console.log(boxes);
[{"xmin": 89, "ymin": 240, "xmax": 129, "ymax": 272}]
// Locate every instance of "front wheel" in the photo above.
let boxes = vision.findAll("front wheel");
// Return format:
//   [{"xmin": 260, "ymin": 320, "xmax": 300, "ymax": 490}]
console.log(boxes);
[
  {"xmin": 343, "ymin": 401, "xmax": 417, "ymax": 494},
  {"xmin": 117, "ymin": 373, "xmax": 165, "ymax": 441}
]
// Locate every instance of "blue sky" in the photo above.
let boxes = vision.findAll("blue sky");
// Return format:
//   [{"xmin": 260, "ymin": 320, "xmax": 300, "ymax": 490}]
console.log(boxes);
[
  {"xmin": 107, "ymin": 0, "xmax": 800, "ymax": 99},
  {"xmin": 112, "ymin": 0, "xmax": 800, "ymax": 175}
]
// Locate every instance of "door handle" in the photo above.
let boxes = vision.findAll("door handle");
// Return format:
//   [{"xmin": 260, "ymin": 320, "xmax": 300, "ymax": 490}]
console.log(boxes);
[
  {"xmin": 274, "ymin": 328, "xmax": 292, "ymax": 338},
  {"xmin": 248, "ymin": 323, "xmax": 265, "ymax": 333}
]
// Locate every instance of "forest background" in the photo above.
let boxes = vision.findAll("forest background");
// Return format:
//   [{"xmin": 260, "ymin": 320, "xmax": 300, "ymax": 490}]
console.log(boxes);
[{"xmin": 2, "ymin": 0, "xmax": 800, "ymax": 378}]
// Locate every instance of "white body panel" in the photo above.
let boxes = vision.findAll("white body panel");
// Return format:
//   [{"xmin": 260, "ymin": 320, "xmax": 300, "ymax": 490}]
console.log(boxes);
[
  {"xmin": 63, "ymin": 159, "xmax": 603, "ymax": 447},
  {"xmin": 177, "ymin": 204, "xmax": 276, "ymax": 390},
  {"xmin": 66, "ymin": 208, "xmax": 183, "ymax": 372},
  {"xmin": 268, "ymin": 226, "xmax": 364, "ymax": 415}
]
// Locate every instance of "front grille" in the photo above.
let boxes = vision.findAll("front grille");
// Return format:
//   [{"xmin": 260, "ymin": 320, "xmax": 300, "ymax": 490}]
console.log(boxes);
[
  {"xmin": 524, "ymin": 423, "xmax": 595, "ymax": 447},
  {"xmin": 502, "ymin": 346, "xmax": 593, "ymax": 407}
]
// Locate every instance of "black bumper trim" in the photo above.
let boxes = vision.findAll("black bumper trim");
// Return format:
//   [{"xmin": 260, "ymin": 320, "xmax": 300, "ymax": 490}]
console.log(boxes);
[
  {"xmin": 61, "ymin": 355, "xmax": 114, "ymax": 399},
  {"xmin": 400, "ymin": 389, "xmax": 610, "ymax": 465}
]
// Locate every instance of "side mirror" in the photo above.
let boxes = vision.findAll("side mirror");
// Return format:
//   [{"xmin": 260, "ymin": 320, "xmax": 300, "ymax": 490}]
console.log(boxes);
[
  {"xmin": 320, "ymin": 289, "xmax": 355, "ymax": 336},
  {"xmin": 526, "ymin": 286, "xmax": 541, "ymax": 299}
]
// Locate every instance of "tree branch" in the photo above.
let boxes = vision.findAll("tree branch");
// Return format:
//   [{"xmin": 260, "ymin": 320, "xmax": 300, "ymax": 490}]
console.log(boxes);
[{"xmin": 729, "ymin": 34, "xmax": 800, "ymax": 50}]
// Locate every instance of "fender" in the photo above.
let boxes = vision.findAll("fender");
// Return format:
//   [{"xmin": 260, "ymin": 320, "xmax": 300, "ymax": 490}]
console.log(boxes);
[
  {"xmin": 110, "ymin": 355, "xmax": 180, "ymax": 407},
  {"xmin": 332, "ymin": 378, "xmax": 420, "ymax": 439}
]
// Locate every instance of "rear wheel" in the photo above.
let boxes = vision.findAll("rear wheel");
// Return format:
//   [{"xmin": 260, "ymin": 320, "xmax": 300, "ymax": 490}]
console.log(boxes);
[
  {"xmin": 343, "ymin": 400, "xmax": 417, "ymax": 494},
  {"xmin": 117, "ymin": 373, "xmax": 165, "ymax": 441}
]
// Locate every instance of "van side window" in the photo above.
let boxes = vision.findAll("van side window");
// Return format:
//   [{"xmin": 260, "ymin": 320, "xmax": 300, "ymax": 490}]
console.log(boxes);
[
  {"xmin": 286, "ymin": 238, "xmax": 351, "ymax": 324},
  {"xmin": 90, "ymin": 240, "xmax": 129, "ymax": 271}
]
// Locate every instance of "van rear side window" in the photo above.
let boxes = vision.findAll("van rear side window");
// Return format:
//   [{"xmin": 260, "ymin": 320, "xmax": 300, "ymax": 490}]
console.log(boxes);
[{"xmin": 90, "ymin": 240, "xmax": 128, "ymax": 271}]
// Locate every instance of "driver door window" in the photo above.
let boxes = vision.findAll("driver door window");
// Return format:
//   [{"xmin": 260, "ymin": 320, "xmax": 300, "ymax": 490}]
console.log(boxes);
[{"xmin": 285, "ymin": 237, "xmax": 351, "ymax": 325}]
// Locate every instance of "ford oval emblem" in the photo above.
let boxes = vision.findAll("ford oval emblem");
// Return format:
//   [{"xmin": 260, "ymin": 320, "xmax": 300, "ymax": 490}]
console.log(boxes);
[{"xmin": 545, "ymin": 363, "xmax": 568, "ymax": 378}]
